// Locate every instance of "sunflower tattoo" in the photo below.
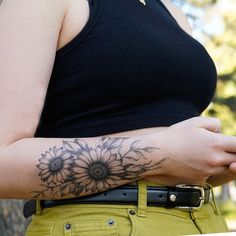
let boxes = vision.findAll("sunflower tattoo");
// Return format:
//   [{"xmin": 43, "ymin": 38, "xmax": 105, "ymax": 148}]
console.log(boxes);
[
  {"xmin": 37, "ymin": 147, "xmax": 74, "ymax": 186},
  {"xmin": 33, "ymin": 137, "xmax": 164, "ymax": 198}
]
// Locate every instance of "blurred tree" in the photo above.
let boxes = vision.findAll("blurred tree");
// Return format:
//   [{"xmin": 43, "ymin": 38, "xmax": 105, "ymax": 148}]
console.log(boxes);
[
  {"xmin": 185, "ymin": 0, "xmax": 236, "ymax": 135},
  {"xmin": 0, "ymin": 200, "xmax": 30, "ymax": 236},
  {"xmin": 0, "ymin": 0, "xmax": 235, "ymax": 235},
  {"xmin": 187, "ymin": 0, "xmax": 217, "ymax": 7},
  {"xmin": 184, "ymin": 0, "xmax": 236, "ymax": 210},
  {"xmin": 205, "ymin": 1, "xmax": 236, "ymax": 135}
]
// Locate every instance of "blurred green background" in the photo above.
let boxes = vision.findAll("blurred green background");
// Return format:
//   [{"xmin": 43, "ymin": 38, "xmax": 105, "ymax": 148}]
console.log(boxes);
[
  {"xmin": 183, "ymin": 0, "xmax": 236, "ymax": 134},
  {"xmin": 183, "ymin": 0, "xmax": 236, "ymax": 231},
  {"xmin": 0, "ymin": 0, "xmax": 235, "ymax": 235}
]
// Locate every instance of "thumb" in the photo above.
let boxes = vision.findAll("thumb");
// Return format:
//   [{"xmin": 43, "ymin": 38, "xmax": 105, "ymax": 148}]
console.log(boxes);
[{"xmin": 172, "ymin": 117, "xmax": 221, "ymax": 133}]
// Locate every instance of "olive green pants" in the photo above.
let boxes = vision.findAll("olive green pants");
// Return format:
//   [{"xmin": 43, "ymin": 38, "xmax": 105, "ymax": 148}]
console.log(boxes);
[{"xmin": 26, "ymin": 181, "xmax": 228, "ymax": 236}]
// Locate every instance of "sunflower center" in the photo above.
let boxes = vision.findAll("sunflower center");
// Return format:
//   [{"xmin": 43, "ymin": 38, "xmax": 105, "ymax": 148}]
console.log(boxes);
[
  {"xmin": 88, "ymin": 162, "xmax": 109, "ymax": 180},
  {"xmin": 49, "ymin": 157, "xmax": 64, "ymax": 172}
]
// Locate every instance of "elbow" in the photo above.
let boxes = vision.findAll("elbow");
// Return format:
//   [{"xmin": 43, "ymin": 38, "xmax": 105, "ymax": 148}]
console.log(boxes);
[
  {"xmin": 0, "ymin": 134, "xmax": 34, "ymax": 148},
  {"xmin": 0, "ymin": 124, "xmax": 37, "ymax": 148}
]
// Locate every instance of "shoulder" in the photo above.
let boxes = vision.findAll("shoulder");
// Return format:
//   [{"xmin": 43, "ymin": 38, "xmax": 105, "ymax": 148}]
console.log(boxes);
[
  {"xmin": 0, "ymin": 0, "xmax": 68, "ymax": 26},
  {"xmin": 0, "ymin": 0, "xmax": 69, "ymax": 143},
  {"xmin": 160, "ymin": 0, "xmax": 192, "ymax": 35},
  {"xmin": 0, "ymin": 0, "xmax": 68, "ymax": 32}
]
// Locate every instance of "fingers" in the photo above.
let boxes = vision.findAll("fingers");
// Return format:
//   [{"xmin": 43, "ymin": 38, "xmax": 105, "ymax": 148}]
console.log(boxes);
[
  {"xmin": 223, "ymin": 152, "xmax": 236, "ymax": 165},
  {"xmin": 229, "ymin": 162, "xmax": 236, "ymax": 173},
  {"xmin": 213, "ymin": 165, "xmax": 229, "ymax": 175},
  {"xmin": 173, "ymin": 117, "xmax": 221, "ymax": 133},
  {"xmin": 207, "ymin": 147, "xmax": 236, "ymax": 167},
  {"xmin": 219, "ymin": 134, "xmax": 236, "ymax": 153}
]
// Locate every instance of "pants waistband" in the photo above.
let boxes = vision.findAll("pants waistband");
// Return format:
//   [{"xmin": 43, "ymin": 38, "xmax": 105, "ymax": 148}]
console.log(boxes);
[{"xmin": 23, "ymin": 181, "xmax": 210, "ymax": 218}]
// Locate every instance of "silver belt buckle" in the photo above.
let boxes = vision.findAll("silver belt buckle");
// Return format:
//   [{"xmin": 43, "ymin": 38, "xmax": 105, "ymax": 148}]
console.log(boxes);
[{"xmin": 175, "ymin": 184, "xmax": 205, "ymax": 211}]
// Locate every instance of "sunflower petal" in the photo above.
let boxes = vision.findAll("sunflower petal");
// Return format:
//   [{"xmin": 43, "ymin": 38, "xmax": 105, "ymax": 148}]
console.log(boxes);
[
  {"xmin": 55, "ymin": 147, "xmax": 64, "ymax": 157},
  {"xmin": 97, "ymin": 181, "xmax": 104, "ymax": 191},
  {"xmin": 63, "ymin": 141, "xmax": 81, "ymax": 152},
  {"xmin": 38, "ymin": 157, "xmax": 50, "ymax": 165},
  {"xmin": 89, "ymin": 149, "xmax": 98, "ymax": 160},
  {"xmin": 47, "ymin": 175, "xmax": 54, "ymax": 184},
  {"xmin": 108, "ymin": 160, "xmax": 121, "ymax": 168},
  {"xmin": 37, "ymin": 163, "xmax": 49, "ymax": 171}
]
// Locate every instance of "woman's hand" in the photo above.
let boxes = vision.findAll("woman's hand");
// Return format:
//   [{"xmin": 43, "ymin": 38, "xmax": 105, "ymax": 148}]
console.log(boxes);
[
  {"xmin": 207, "ymin": 161, "xmax": 236, "ymax": 187},
  {"xmin": 207, "ymin": 171, "xmax": 236, "ymax": 187},
  {"xmin": 145, "ymin": 117, "xmax": 236, "ymax": 186},
  {"xmin": 229, "ymin": 162, "xmax": 236, "ymax": 173}
]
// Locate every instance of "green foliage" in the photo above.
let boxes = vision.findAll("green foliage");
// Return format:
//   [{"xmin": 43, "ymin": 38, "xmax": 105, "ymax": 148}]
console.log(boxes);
[
  {"xmin": 205, "ymin": 102, "xmax": 236, "ymax": 135},
  {"xmin": 206, "ymin": 12, "xmax": 236, "ymax": 76},
  {"xmin": 187, "ymin": 0, "xmax": 236, "ymax": 135},
  {"xmin": 207, "ymin": 8, "xmax": 236, "ymax": 135},
  {"xmin": 186, "ymin": 0, "xmax": 217, "ymax": 7},
  {"xmin": 219, "ymin": 200, "xmax": 236, "ymax": 221}
]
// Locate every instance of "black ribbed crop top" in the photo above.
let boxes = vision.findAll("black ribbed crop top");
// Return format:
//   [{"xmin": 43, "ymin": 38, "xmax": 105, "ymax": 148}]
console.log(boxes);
[{"xmin": 35, "ymin": 0, "xmax": 217, "ymax": 138}]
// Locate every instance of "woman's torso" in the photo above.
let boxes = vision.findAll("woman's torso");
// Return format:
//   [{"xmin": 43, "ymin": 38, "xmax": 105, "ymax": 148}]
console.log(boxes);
[
  {"xmin": 57, "ymin": 0, "xmax": 180, "ymax": 136},
  {"xmin": 56, "ymin": 0, "xmax": 178, "ymax": 136},
  {"xmin": 35, "ymin": 0, "xmax": 217, "ymax": 139},
  {"xmin": 61, "ymin": 0, "xmax": 168, "ymax": 135}
]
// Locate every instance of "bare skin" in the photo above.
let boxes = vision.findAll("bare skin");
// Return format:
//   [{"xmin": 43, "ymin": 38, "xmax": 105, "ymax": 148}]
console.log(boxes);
[
  {"xmin": 57, "ymin": 0, "xmax": 236, "ymax": 186},
  {"xmin": 0, "ymin": 0, "xmax": 236, "ymax": 200},
  {"xmin": 57, "ymin": 0, "xmax": 192, "ymax": 52}
]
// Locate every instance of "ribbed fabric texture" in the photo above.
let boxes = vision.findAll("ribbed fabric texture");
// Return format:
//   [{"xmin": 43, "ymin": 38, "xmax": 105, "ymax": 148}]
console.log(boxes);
[{"xmin": 35, "ymin": 0, "xmax": 217, "ymax": 138}]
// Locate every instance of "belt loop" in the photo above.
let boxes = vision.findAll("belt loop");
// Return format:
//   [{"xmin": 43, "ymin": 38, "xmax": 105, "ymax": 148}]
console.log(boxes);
[
  {"xmin": 36, "ymin": 200, "xmax": 42, "ymax": 215},
  {"xmin": 137, "ymin": 180, "xmax": 147, "ymax": 217},
  {"xmin": 207, "ymin": 183, "xmax": 219, "ymax": 215}
]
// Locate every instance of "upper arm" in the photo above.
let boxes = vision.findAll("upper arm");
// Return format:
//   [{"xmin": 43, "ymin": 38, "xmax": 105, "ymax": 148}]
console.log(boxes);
[
  {"xmin": 160, "ymin": 0, "xmax": 192, "ymax": 35},
  {"xmin": 0, "ymin": 0, "xmax": 67, "ymax": 146}
]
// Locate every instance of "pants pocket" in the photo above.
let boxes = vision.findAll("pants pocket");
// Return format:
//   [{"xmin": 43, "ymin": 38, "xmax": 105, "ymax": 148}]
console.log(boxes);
[
  {"xmin": 64, "ymin": 219, "xmax": 118, "ymax": 236},
  {"xmin": 26, "ymin": 224, "xmax": 53, "ymax": 236}
]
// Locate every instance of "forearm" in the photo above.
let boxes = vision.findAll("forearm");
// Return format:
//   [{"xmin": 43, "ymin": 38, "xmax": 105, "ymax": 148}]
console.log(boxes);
[{"xmin": 0, "ymin": 135, "xmax": 166, "ymax": 199}]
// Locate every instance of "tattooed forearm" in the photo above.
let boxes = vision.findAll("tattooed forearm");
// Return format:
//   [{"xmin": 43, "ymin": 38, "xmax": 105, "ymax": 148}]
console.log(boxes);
[{"xmin": 33, "ymin": 137, "xmax": 165, "ymax": 199}]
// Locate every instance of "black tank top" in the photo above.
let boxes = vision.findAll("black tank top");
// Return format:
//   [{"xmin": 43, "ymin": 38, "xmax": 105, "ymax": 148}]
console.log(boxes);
[{"xmin": 35, "ymin": 0, "xmax": 217, "ymax": 138}]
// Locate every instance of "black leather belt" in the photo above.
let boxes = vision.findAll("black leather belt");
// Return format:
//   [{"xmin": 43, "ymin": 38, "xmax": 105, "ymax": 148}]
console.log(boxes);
[{"xmin": 23, "ymin": 185, "xmax": 210, "ymax": 218}]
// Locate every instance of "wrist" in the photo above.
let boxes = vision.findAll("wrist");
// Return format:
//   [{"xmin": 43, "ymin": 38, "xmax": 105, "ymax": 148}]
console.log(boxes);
[{"xmin": 138, "ymin": 132, "xmax": 168, "ymax": 177}]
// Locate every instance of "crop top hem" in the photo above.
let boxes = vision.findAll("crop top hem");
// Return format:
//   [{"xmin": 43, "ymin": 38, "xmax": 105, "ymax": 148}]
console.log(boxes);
[
  {"xmin": 36, "ymin": 113, "xmax": 199, "ymax": 138},
  {"xmin": 36, "ymin": 0, "xmax": 217, "ymax": 139}
]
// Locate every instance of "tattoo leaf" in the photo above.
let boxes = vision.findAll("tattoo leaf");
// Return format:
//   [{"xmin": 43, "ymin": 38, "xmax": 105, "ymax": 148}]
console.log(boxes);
[
  {"xmin": 102, "ymin": 137, "xmax": 126, "ymax": 150},
  {"xmin": 130, "ymin": 140, "xmax": 139, "ymax": 149},
  {"xmin": 63, "ymin": 141, "xmax": 81, "ymax": 153},
  {"xmin": 33, "ymin": 137, "xmax": 164, "ymax": 199},
  {"xmin": 143, "ymin": 147, "xmax": 159, "ymax": 153},
  {"xmin": 75, "ymin": 139, "xmax": 90, "ymax": 151}
]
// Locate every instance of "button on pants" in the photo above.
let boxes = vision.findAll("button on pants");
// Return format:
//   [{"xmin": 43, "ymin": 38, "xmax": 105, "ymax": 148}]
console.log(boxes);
[{"xmin": 26, "ymin": 181, "xmax": 228, "ymax": 236}]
